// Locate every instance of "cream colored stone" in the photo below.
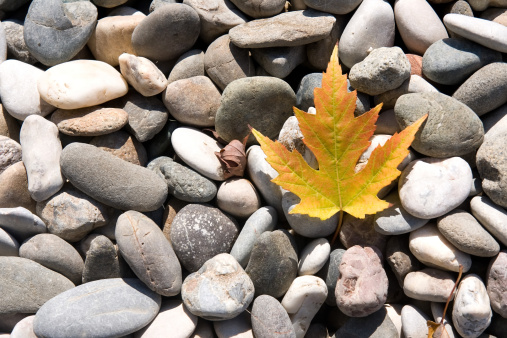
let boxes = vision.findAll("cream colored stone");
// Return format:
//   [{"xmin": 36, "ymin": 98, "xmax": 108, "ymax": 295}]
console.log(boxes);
[
  {"xmin": 119, "ymin": 53, "xmax": 168, "ymax": 97},
  {"xmin": 217, "ymin": 178, "xmax": 261, "ymax": 219}
]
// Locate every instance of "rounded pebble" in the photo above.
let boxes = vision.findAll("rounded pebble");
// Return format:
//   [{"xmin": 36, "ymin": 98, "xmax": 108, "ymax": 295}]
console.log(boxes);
[
  {"xmin": 487, "ymin": 251, "xmax": 507, "ymax": 318},
  {"xmin": 51, "ymin": 106, "xmax": 129, "ymax": 136},
  {"xmin": 251, "ymin": 295, "xmax": 296, "ymax": 338},
  {"xmin": 403, "ymin": 268, "xmax": 456, "ymax": 302},
  {"xmin": 298, "ymin": 238, "xmax": 330, "ymax": 276},
  {"xmin": 217, "ymin": 178, "xmax": 261, "ymax": 219}
]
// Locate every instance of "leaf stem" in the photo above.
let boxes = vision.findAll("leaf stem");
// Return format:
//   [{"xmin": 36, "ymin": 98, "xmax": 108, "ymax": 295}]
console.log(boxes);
[
  {"xmin": 331, "ymin": 210, "xmax": 344, "ymax": 246},
  {"xmin": 440, "ymin": 264, "xmax": 463, "ymax": 325}
]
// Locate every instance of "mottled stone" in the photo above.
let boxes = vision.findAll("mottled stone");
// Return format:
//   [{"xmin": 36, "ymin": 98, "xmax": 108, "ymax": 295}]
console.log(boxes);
[
  {"xmin": 251, "ymin": 295, "xmax": 296, "ymax": 338},
  {"xmin": 278, "ymin": 116, "xmax": 318, "ymax": 169},
  {"xmin": 487, "ymin": 251, "xmax": 507, "ymax": 318},
  {"xmin": 339, "ymin": 214, "xmax": 388, "ymax": 253},
  {"xmin": 119, "ymin": 53, "xmax": 167, "ymax": 97},
  {"xmin": 90, "ymin": 130, "xmax": 147, "ymax": 166},
  {"xmin": 82, "ymin": 235, "xmax": 121, "ymax": 283},
  {"xmin": 385, "ymin": 235, "xmax": 421, "ymax": 288},
  {"xmin": 2, "ymin": 20, "xmax": 37, "ymax": 65},
  {"xmin": 0, "ymin": 136, "xmax": 21, "ymax": 175},
  {"xmin": 51, "ymin": 106, "xmax": 129, "ymax": 136},
  {"xmin": 403, "ymin": 268, "xmax": 456, "ymax": 302}
]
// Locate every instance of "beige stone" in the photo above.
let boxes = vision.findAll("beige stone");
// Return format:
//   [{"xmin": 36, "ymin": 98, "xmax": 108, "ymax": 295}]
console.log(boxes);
[
  {"xmin": 90, "ymin": 130, "xmax": 147, "ymax": 166},
  {"xmin": 0, "ymin": 161, "xmax": 36, "ymax": 213},
  {"xmin": 118, "ymin": 53, "xmax": 168, "ymax": 97},
  {"xmin": 217, "ymin": 178, "xmax": 261, "ymax": 218},
  {"xmin": 51, "ymin": 107, "xmax": 129, "ymax": 136},
  {"xmin": 481, "ymin": 7, "xmax": 507, "ymax": 27}
]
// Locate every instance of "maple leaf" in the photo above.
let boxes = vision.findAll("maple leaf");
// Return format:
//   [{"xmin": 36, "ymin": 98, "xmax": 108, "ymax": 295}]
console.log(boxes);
[{"xmin": 252, "ymin": 46, "xmax": 426, "ymax": 238}]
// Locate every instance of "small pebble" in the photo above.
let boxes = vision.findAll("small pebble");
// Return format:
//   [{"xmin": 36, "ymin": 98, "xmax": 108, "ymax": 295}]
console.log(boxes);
[
  {"xmin": 385, "ymin": 235, "xmax": 422, "ymax": 287},
  {"xmin": 119, "ymin": 53, "xmax": 168, "ymax": 97},
  {"xmin": 251, "ymin": 295, "xmax": 296, "ymax": 338},
  {"xmin": 487, "ymin": 251, "xmax": 507, "ymax": 318},
  {"xmin": 82, "ymin": 235, "xmax": 121, "ymax": 283},
  {"xmin": 403, "ymin": 268, "xmax": 456, "ymax": 302},
  {"xmin": 400, "ymin": 305, "xmax": 430, "ymax": 338},
  {"xmin": 0, "ymin": 227, "xmax": 18, "ymax": 256},
  {"xmin": 298, "ymin": 238, "xmax": 330, "ymax": 276},
  {"xmin": 217, "ymin": 178, "xmax": 261, "ymax": 219},
  {"xmin": 213, "ymin": 311, "xmax": 253, "ymax": 338}
]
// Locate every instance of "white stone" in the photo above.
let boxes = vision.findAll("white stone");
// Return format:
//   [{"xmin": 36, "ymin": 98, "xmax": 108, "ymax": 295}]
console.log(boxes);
[
  {"xmin": 409, "ymin": 223, "xmax": 472, "ymax": 273},
  {"xmin": 471, "ymin": 195, "xmax": 507, "ymax": 246},
  {"xmin": 38, "ymin": 60, "xmax": 129, "ymax": 109},
  {"xmin": 20, "ymin": 116, "xmax": 63, "ymax": 202},
  {"xmin": 213, "ymin": 312, "xmax": 254, "ymax": 338},
  {"xmin": 0, "ymin": 60, "xmax": 55, "ymax": 120},
  {"xmin": 281, "ymin": 276, "xmax": 327, "ymax": 338},
  {"xmin": 298, "ymin": 238, "xmax": 330, "ymax": 276},
  {"xmin": 385, "ymin": 304, "xmax": 403, "ymax": 338},
  {"xmin": 401, "ymin": 305, "xmax": 430, "ymax": 338},
  {"xmin": 217, "ymin": 178, "xmax": 261, "ymax": 219},
  {"xmin": 0, "ymin": 207, "xmax": 46, "ymax": 240},
  {"xmin": 443, "ymin": 14, "xmax": 507, "ymax": 53},
  {"xmin": 171, "ymin": 126, "xmax": 225, "ymax": 181},
  {"xmin": 119, "ymin": 53, "xmax": 168, "ymax": 97},
  {"xmin": 431, "ymin": 302, "xmax": 457, "ymax": 338},
  {"xmin": 10, "ymin": 315, "xmax": 36, "ymax": 338},
  {"xmin": 403, "ymin": 268, "xmax": 456, "ymax": 302},
  {"xmin": 0, "ymin": 227, "xmax": 19, "ymax": 256}
]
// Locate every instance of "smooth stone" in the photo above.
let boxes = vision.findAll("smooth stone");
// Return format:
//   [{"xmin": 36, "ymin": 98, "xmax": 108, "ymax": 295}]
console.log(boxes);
[
  {"xmin": 453, "ymin": 274, "xmax": 492, "ymax": 337},
  {"xmin": 487, "ymin": 251, "xmax": 507, "ymax": 318},
  {"xmin": 0, "ymin": 162, "xmax": 36, "ymax": 213},
  {"xmin": 251, "ymin": 295, "xmax": 295, "ymax": 338},
  {"xmin": 373, "ymin": 75, "xmax": 438, "ymax": 110},
  {"xmin": 409, "ymin": 223, "xmax": 472, "ymax": 272},
  {"xmin": 213, "ymin": 311, "xmax": 253, "ymax": 338},
  {"xmin": 338, "ymin": 0, "xmax": 395, "ymax": 69},
  {"xmin": 168, "ymin": 49, "xmax": 204, "ymax": 84},
  {"xmin": 482, "ymin": 103, "xmax": 507, "ymax": 134},
  {"xmin": 182, "ymin": 253, "xmax": 254, "ymax": 320},
  {"xmin": 251, "ymin": 46, "xmax": 306, "ymax": 79},
  {"xmin": 298, "ymin": 238, "xmax": 330, "ymax": 276},
  {"xmin": 170, "ymin": 203, "xmax": 239, "ymax": 272},
  {"xmin": 403, "ymin": 268, "xmax": 456, "ymax": 302},
  {"xmin": 116, "ymin": 210, "xmax": 181, "ymax": 296},
  {"xmin": 0, "ymin": 104, "xmax": 20, "ymax": 142},
  {"xmin": 452, "ymin": 62, "xmax": 507, "ymax": 116},
  {"xmin": 163, "ymin": 76, "xmax": 220, "ymax": 127},
  {"xmin": 395, "ymin": 93, "xmax": 484, "ymax": 157},
  {"xmin": 471, "ymin": 196, "xmax": 507, "ymax": 247},
  {"xmin": 216, "ymin": 178, "xmax": 261, "ymax": 219},
  {"xmin": 82, "ymin": 235, "xmax": 121, "ymax": 283},
  {"xmin": 92, "ymin": 0, "xmax": 128, "ymax": 8},
  {"xmin": 0, "ymin": 207, "xmax": 45, "ymax": 241},
  {"xmin": 172, "ymin": 127, "xmax": 226, "ymax": 181},
  {"xmin": 24, "ymin": 0, "xmax": 97, "ymax": 66},
  {"xmin": 467, "ymin": 0, "xmax": 507, "ymax": 10},
  {"xmin": 0, "ymin": 136, "xmax": 21, "ymax": 175},
  {"xmin": 132, "ymin": 4, "xmax": 200, "ymax": 61},
  {"xmin": 400, "ymin": 305, "xmax": 430, "ymax": 338},
  {"xmin": 246, "ymin": 230, "xmax": 298, "ymax": 298},
  {"xmin": 10, "ymin": 315, "xmax": 36, "ymax": 338},
  {"xmin": 0, "ymin": 256, "xmax": 74, "ymax": 314},
  {"xmin": 481, "ymin": 8, "xmax": 507, "ymax": 27},
  {"xmin": 229, "ymin": 10, "xmax": 336, "ymax": 48},
  {"xmin": 0, "ymin": 227, "xmax": 18, "ymax": 256},
  {"xmin": 204, "ymin": 34, "xmax": 255, "ymax": 91},
  {"xmin": 38, "ymin": 60, "xmax": 128, "ymax": 110},
  {"xmin": 19, "ymin": 233, "xmax": 84, "ymax": 284},
  {"xmin": 278, "ymin": 116, "xmax": 318, "ymax": 169},
  {"xmin": 386, "ymin": 235, "xmax": 422, "ymax": 287},
  {"xmin": 394, "ymin": 0, "xmax": 448, "ymax": 55},
  {"xmin": 443, "ymin": 14, "xmax": 507, "ymax": 53},
  {"xmin": 339, "ymin": 214, "xmax": 389, "ymax": 253},
  {"xmin": 90, "ymin": 130, "xmax": 147, "ymax": 166},
  {"xmin": 2, "ymin": 20, "xmax": 37, "ymax": 65},
  {"xmin": 332, "ymin": 307, "xmax": 398, "ymax": 338},
  {"xmin": 191, "ymin": 319, "xmax": 215, "ymax": 338},
  {"xmin": 33, "ymin": 278, "xmax": 160, "ymax": 338},
  {"xmin": 431, "ymin": 303, "xmax": 457, "ymax": 338},
  {"xmin": 316, "ymin": 248, "xmax": 345, "ymax": 306},
  {"xmin": 303, "ymin": 0, "xmax": 360, "ymax": 14},
  {"xmin": 375, "ymin": 109, "xmax": 400, "ymax": 135},
  {"xmin": 51, "ymin": 106, "xmax": 128, "ymax": 136},
  {"xmin": 61, "ymin": 142, "xmax": 168, "ymax": 212},
  {"xmin": 20, "ymin": 115, "xmax": 63, "ymax": 202},
  {"xmin": 135, "ymin": 300, "xmax": 197, "ymax": 338},
  {"xmin": 282, "ymin": 191, "xmax": 338, "ymax": 238},
  {"xmin": 148, "ymin": 156, "xmax": 217, "ymax": 203},
  {"xmin": 437, "ymin": 209, "xmax": 500, "ymax": 257},
  {"xmin": 422, "ymin": 38, "xmax": 502, "ymax": 86},
  {"xmin": 229, "ymin": 0, "xmax": 284, "ymax": 18},
  {"xmin": 87, "ymin": 15, "xmax": 144, "ymax": 66},
  {"xmin": 119, "ymin": 53, "xmax": 167, "ymax": 97},
  {"xmin": 0, "ymin": 60, "xmax": 55, "ymax": 120},
  {"xmin": 305, "ymin": 15, "xmax": 345, "ymax": 71}
]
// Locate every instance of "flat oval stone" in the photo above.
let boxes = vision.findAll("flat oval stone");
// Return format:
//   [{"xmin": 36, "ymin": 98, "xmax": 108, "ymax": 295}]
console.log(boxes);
[
  {"xmin": 168, "ymin": 49, "xmax": 205, "ymax": 84},
  {"xmin": 252, "ymin": 295, "xmax": 296, "ymax": 338},
  {"xmin": 38, "ymin": 60, "xmax": 128, "ymax": 110},
  {"xmin": 400, "ymin": 305, "xmax": 430, "ymax": 338},
  {"xmin": 82, "ymin": 235, "xmax": 121, "ymax": 284},
  {"xmin": 60, "ymin": 142, "xmax": 168, "ymax": 212},
  {"xmin": 10, "ymin": 315, "xmax": 36, "ymax": 338},
  {"xmin": 403, "ymin": 268, "xmax": 456, "ymax": 302},
  {"xmin": 0, "ymin": 256, "xmax": 74, "ymax": 314},
  {"xmin": 229, "ymin": 0, "xmax": 284, "ymax": 18},
  {"xmin": 90, "ymin": 130, "xmax": 147, "ymax": 166},
  {"xmin": 119, "ymin": 53, "xmax": 168, "ymax": 97},
  {"xmin": 32, "ymin": 278, "xmax": 160, "ymax": 338},
  {"xmin": 487, "ymin": 251, "xmax": 507, "ymax": 318},
  {"xmin": 251, "ymin": 45, "xmax": 306, "ymax": 79},
  {"xmin": 51, "ymin": 106, "xmax": 128, "ymax": 136},
  {"xmin": 0, "ymin": 227, "xmax": 18, "ymax": 256},
  {"xmin": 298, "ymin": 238, "xmax": 330, "ymax": 276},
  {"xmin": 0, "ymin": 207, "xmax": 45, "ymax": 241},
  {"xmin": 0, "ymin": 162, "xmax": 36, "ymax": 213},
  {"xmin": 471, "ymin": 196, "xmax": 507, "ymax": 246},
  {"xmin": 216, "ymin": 178, "xmax": 261, "ymax": 219},
  {"xmin": 0, "ymin": 136, "xmax": 21, "ymax": 175}
]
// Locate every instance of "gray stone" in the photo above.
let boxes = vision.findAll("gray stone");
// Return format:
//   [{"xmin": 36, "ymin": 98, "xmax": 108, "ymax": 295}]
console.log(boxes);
[
  {"xmin": 229, "ymin": 10, "xmax": 336, "ymax": 48},
  {"xmin": 471, "ymin": 196, "xmax": 507, "ymax": 247},
  {"xmin": 395, "ymin": 92, "xmax": 484, "ymax": 157},
  {"xmin": 400, "ymin": 305, "xmax": 430, "ymax": 338},
  {"xmin": 487, "ymin": 251, "xmax": 507, "ymax": 318},
  {"xmin": 296, "ymin": 73, "xmax": 323, "ymax": 112},
  {"xmin": 82, "ymin": 235, "xmax": 121, "ymax": 283},
  {"xmin": 182, "ymin": 253, "xmax": 254, "ymax": 320},
  {"xmin": 278, "ymin": 116, "xmax": 318, "ymax": 169},
  {"xmin": 229, "ymin": 0, "xmax": 284, "ymax": 18},
  {"xmin": 0, "ymin": 136, "xmax": 21, "ymax": 175},
  {"xmin": 168, "ymin": 49, "xmax": 204, "ymax": 84},
  {"xmin": 482, "ymin": 104, "xmax": 507, "ymax": 135},
  {"xmin": 373, "ymin": 75, "xmax": 438, "ymax": 110},
  {"xmin": 24, "ymin": 0, "xmax": 98, "ymax": 66},
  {"xmin": 386, "ymin": 235, "xmax": 421, "ymax": 287},
  {"xmin": 118, "ymin": 53, "xmax": 168, "ymax": 97},
  {"xmin": 2, "ymin": 20, "xmax": 37, "ymax": 64},
  {"xmin": 403, "ymin": 268, "xmax": 456, "ymax": 302},
  {"xmin": 19, "ymin": 233, "xmax": 84, "ymax": 285},
  {"xmin": 145, "ymin": 119, "xmax": 179, "ymax": 160},
  {"xmin": 339, "ymin": 214, "xmax": 388, "ymax": 252},
  {"xmin": 251, "ymin": 295, "xmax": 295, "ymax": 338},
  {"xmin": 332, "ymin": 307, "xmax": 398, "ymax": 338},
  {"xmin": 252, "ymin": 45, "xmax": 306, "ymax": 79},
  {"xmin": 132, "ymin": 4, "xmax": 200, "ymax": 61},
  {"xmin": 33, "ymin": 278, "xmax": 161, "ymax": 338},
  {"xmin": 306, "ymin": 15, "xmax": 346, "ymax": 71},
  {"xmin": 149, "ymin": 0, "xmax": 178, "ymax": 12},
  {"xmin": 0, "ymin": 207, "xmax": 45, "ymax": 242},
  {"xmin": 468, "ymin": 0, "xmax": 507, "ymax": 11},
  {"xmin": 304, "ymin": 0, "xmax": 361, "ymax": 14},
  {"xmin": 0, "ymin": 227, "xmax": 18, "ymax": 256},
  {"xmin": 0, "ymin": 256, "xmax": 74, "ymax": 314},
  {"xmin": 170, "ymin": 203, "xmax": 239, "ymax": 272},
  {"xmin": 315, "ymin": 248, "xmax": 345, "ymax": 306},
  {"xmin": 213, "ymin": 311, "xmax": 253, "ymax": 338},
  {"xmin": 215, "ymin": 76, "xmax": 296, "ymax": 145},
  {"xmin": 376, "ymin": 109, "xmax": 400, "ymax": 135},
  {"xmin": 0, "ymin": 313, "xmax": 29, "ymax": 333},
  {"xmin": 60, "ymin": 142, "xmax": 168, "ymax": 212},
  {"xmin": 90, "ymin": 130, "xmax": 148, "ymax": 166},
  {"xmin": 92, "ymin": 0, "xmax": 128, "ymax": 8},
  {"xmin": 116, "ymin": 210, "xmax": 182, "ymax": 297}
]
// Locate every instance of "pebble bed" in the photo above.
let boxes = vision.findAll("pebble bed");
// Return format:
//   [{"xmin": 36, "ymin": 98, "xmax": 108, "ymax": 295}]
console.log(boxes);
[{"xmin": 0, "ymin": 0, "xmax": 506, "ymax": 337}]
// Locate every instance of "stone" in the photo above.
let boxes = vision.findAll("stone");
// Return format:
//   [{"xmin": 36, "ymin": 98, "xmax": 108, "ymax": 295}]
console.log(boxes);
[
  {"xmin": 422, "ymin": 38, "xmax": 502, "ymax": 86},
  {"xmin": 339, "ymin": 214, "xmax": 389, "ymax": 253},
  {"xmin": 82, "ymin": 235, "xmax": 121, "ymax": 283},
  {"xmin": 2, "ymin": 20, "xmax": 38, "ymax": 65},
  {"xmin": 375, "ymin": 109, "xmax": 400, "ymax": 135},
  {"xmin": 191, "ymin": 319, "xmax": 215, "ymax": 338},
  {"xmin": 0, "ymin": 227, "xmax": 18, "ymax": 256},
  {"xmin": 278, "ymin": 116, "xmax": 318, "ymax": 169},
  {"xmin": 132, "ymin": 4, "xmax": 200, "ymax": 61},
  {"xmin": 251, "ymin": 46, "xmax": 306, "ymax": 79},
  {"xmin": 118, "ymin": 53, "xmax": 167, "ymax": 97},
  {"xmin": 87, "ymin": 15, "xmax": 144, "ymax": 66},
  {"xmin": 430, "ymin": 303, "xmax": 457, "ymax": 338},
  {"xmin": 443, "ymin": 14, "xmax": 507, "ymax": 53},
  {"xmin": 386, "ymin": 235, "xmax": 421, "ymax": 287},
  {"xmin": 339, "ymin": 0, "xmax": 395, "ymax": 69},
  {"xmin": 213, "ymin": 311, "xmax": 253, "ymax": 338},
  {"xmin": 229, "ymin": 10, "xmax": 336, "ymax": 48},
  {"xmin": 0, "ymin": 207, "xmax": 45, "ymax": 241},
  {"xmin": 332, "ymin": 307, "xmax": 398, "ymax": 338},
  {"xmin": 400, "ymin": 305, "xmax": 430, "ymax": 338},
  {"xmin": 373, "ymin": 75, "xmax": 438, "ymax": 110},
  {"xmin": 33, "ymin": 278, "xmax": 160, "ymax": 338},
  {"xmin": 453, "ymin": 274, "xmax": 492, "ymax": 338},
  {"xmin": 0, "ymin": 136, "xmax": 21, "ymax": 175},
  {"xmin": 471, "ymin": 196, "xmax": 507, "ymax": 246},
  {"xmin": 116, "ymin": 210, "xmax": 182, "ymax": 296},
  {"xmin": 0, "ymin": 313, "xmax": 29, "ymax": 333},
  {"xmin": 170, "ymin": 203, "xmax": 239, "ymax": 272},
  {"xmin": 182, "ymin": 253, "xmax": 254, "ymax": 320},
  {"xmin": 452, "ymin": 62, "xmax": 507, "ymax": 116},
  {"xmin": 482, "ymin": 8, "xmax": 507, "ymax": 27},
  {"xmin": 90, "ymin": 130, "xmax": 147, "ymax": 166},
  {"xmin": 217, "ymin": 178, "xmax": 261, "ymax": 219},
  {"xmin": 10, "ymin": 315, "xmax": 36, "ymax": 338},
  {"xmin": 487, "ymin": 251, "xmax": 507, "ymax": 318},
  {"xmin": 251, "ymin": 295, "xmax": 295, "ymax": 338},
  {"xmin": 246, "ymin": 230, "xmax": 298, "ymax": 298},
  {"xmin": 168, "ymin": 49, "xmax": 204, "ymax": 84},
  {"xmin": 0, "ymin": 162, "xmax": 35, "ymax": 213},
  {"xmin": 394, "ymin": 0, "xmax": 448, "ymax": 55},
  {"xmin": 145, "ymin": 119, "xmax": 180, "ymax": 160},
  {"xmin": 60, "ymin": 142, "xmax": 168, "ymax": 212},
  {"xmin": 0, "ymin": 105, "xmax": 19, "ymax": 142},
  {"xmin": 335, "ymin": 245, "xmax": 388, "ymax": 317},
  {"xmin": 0, "ymin": 256, "xmax": 74, "ymax": 314},
  {"xmin": 92, "ymin": 0, "xmax": 128, "ymax": 8},
  {"xmin": 437, "ymin": 209, "xmax": 500, "ymax": 257},
  {"xmin": 24, "ymin": 0, "xmax": 98, "ymax": 66},
  {"xmin": 38, "ymin": 60, "xmax": 128, "ymax": 110},
  {"xmin": 51, "ymin": 106, "xmax": 129, "ymax": 136},
  {"xmin": 163, "ymin": 76, "xmax": 221, "ymax": 127},
  {"xmin": 316, "ymin": 248, "xmax": 345, "ymax": 306},
  {"xmin": 409, "ymin": 223, "xmax": 472, "ymax": 272},
  {"xmin": 403, "ymin": 268, "xmax": 456, "ymax": 302},
  {"xmin": 296, "ymin": 73, "xmax": 323, "ymax": 112},
  {"xmin": 19, "ymin": 233, "xmax": 84, "ymax": 284},
  {"xmin": 229, "ymin": 0, "xmax": 284, "ymax": 18},
  {"xmin": 298, "ymin": 238, "xmax": 330, "ymax": 276},
  {"xmin": 304, "ymin": 0, "xmax": 361, "ymax": 14},
  {"xmin": 407, "ymin": 54, "xmax": 423, "ymax": 76}
]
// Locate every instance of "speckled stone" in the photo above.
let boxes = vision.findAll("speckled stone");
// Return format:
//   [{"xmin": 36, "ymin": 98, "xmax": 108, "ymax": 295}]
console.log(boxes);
[
  {"xmin": 82, "ymin": 235, "xmax": 121, "ymax": 283},
  {"xmin": 487, "ymin": 251, "xmax": 507, "ymax": 318},
  {"xmin": 119, "ymin": 53, "xmax": 168, "ymax": 97},
  {"xmin": 2, "ymin": 19, "xmax": 37, "ymax": 65},
  {"xmin": 251, "ymin": 295, "xmax": 296, "ymax": 338},
  {"xmin": 0, "ymin": 136, "xmax": 21, "ymax": 175}
]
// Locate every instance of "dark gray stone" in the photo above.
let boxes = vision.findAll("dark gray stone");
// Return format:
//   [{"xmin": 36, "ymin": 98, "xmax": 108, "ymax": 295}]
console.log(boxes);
[
  {"xmin": 92, "ymin": 0, "xmax": 128, "ymax": 8},
  {"xmin": 251, "ymin": 46, "xmax": 306, "ymax": 79},
  {"xmin": 317, "ymin": 248, "xmax": 346, "ymax": 306},
  {"xmin": 251, "ymin": 295, "xmax": 296, "ymax": 338},
  {"xmin": 0, "ymin": 226, "xmax": 18, "ymax": 256},
  {"xmin": 332, "ymin": 307, "xmax": 398, "ymax": 338},
  {"xmin": 24, "ymin": 0, "xmax": 98, "ymax": 66},
  {"xmin": 149, "ymin": 0, "xmax": 178, "ymax": 12},
  {"xmin": 82, "ymin": 235, "xmax": 121, "ymax": 283},
  {"xmin": 60, "ymin": 143, "xmax": 168, "ymax": 212},
  {"xmin": 145, "ymin": 119, "xmax": 180, "ymax": 160},
  {"xmin": 385, "ymin": 234, "xmax": 422, "ymax": 287},
  {"xmin": 2, "ymin": 20, "xmax": 38, "ymax": 64},
  {"xmin": 304, "ymin": 0, "xmax": 362, "ymax": 14},
  {"xmin": 32, "ymin": 278, "xmax": 161, "ymax": 338}
]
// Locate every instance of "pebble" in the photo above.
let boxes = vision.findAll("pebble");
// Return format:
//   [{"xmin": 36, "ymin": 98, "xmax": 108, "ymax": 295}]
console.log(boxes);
[
  {"xmin": 398, "ymin": 157, "xmax": 473, "ymax": 219},
  {"xmin": 192, "ymin": 320, "xmax": 215, "ymax": 338},
  {"xmin": 278, "ymin": 116, "xmax": 318, "ymax": 169},
  {"xmin": 252, "ymin": 295, "xmax": 295, "ymax": 337},
  {"xmin": 339, "ymin": 214, "xmax": 389, "ymax": 253},
  {"xmin": 437, "ymin": 209, "xmax": 500, "ymax": 257},
  {"xmin": 296, "ymin": 73, "xmax": 322, "ymax": 112},
  {"xmin": 338, "ymin": 0, "xmax": 395, "ymax": 69},
  {"xmin": 373, "ymin": 75, "xmax": 438, "ymax": 110},
  {"xmin": 215, "ymin": 76, "xmax": 296, "ymax": 145},
  {"xmin": 400, "ymin": 305, "xmax": 430, "ymax": 338},
  {"xmin": 316, "ymin": 248, "xmax": 345, "ymax": 306},
  {"xmin": 170, "ymin": 203, "xmax": 239, "ymax": 272},
  {"xmin": 182, "ymin": 253, "xmax": 254, "ymax": 320},
  {"xmin": 116, "ymin": 210, "xmax": 182, "ymax": 297},
  {"xmin": 38, "ymin": 60, "xmax": 128, "ymax": 110},
  {"xmin": 10, "ymin": 315, "xmax": 36, "ymax": 338},
  {"xmin": 430, "ymin": 303, "xmax": 457, "ymax": 338},
  {"xmin": 407, "ymin": 53, "xmax": 423, "ymax": 76},
  {"xmin": 60, "ymin": 142, "xmax": 168, "ymax": 212},
  {"xmin": 452, "ymin": 62, "xmax": 507, "ymax": 116},
  {"xmin": 2, "ymin": 19, "xmax": 38, "ymax": 64},
  {"xmin": 229, "ymin": 0, "xmax": 284, "ymax": 18},
  {"xmin": 0, "ymin": 207, "xmax": 45, "ymax": 241},
  {"xmin": 468, "ymin": 0, "xmax": 507, "ymax": 10},
  {"xmin": 23, "ymin": 0, "xmax": 98, "ymax": 66},
  {"xmin": 119, "ymin": 53, "xmax": 168, "ymax": 97},
  {"xmin": 304, "ymin": 0, "xmax": 361, "ymax": 14},
  {"xmin": 251, "ymin": 45, "xmax": 306, "ymax": 79},
  {"xmin": 375, "ymin": 109, "xmax": 400, "ymax": 135},
  {"xmin": 403, "ymin": 268, "xmax": 456, "ymax": 302},
  {"xmin": 298, "ymin": 238, "xmax": 330, "ymax": 276},
  {"xmin": 487, "ymin": 251, "xmax": 507, "ymax": 318},
  {"xmin": 51, "ymin": 106, "xmax": 129, "ymax": 136},
  {"xmin": 452, "ymin": 274, "xmax": 492, "ymax": 338},
  {"xmin": 332, "ymin": 307, "xmax": 398, "ymax": 338},
  {"xmin": 0, "ymin": 227, "xmax": 18, "ymax": 256},
  {"xmin": 306, "ymin": 17, "xmax": 345, "ymax": 70},
  {"xmin": 0, "ymin": 162, "xmax": 36, "ymax": 213},
  {"xmin": 0, "ymin": 136, "xmax": 21, "ymax": 174},
  {"xmin": 422, "ymin": 38, "xmax": 502, "ymax": 85},
  {"xmin": 471, "ymin": 196, "xmax": 507, "ymax": 246},
  {"xmin": 217, "ymin": 178, "xmax": 261, "ymax": 219},
  {"xmin": 0, "ymin": 104, "xmax": 20, "ymax": 142},
  {"xmin": 33, "ymin": 278, "xmax": 160, "ymax": 338},
  {"xmin": 481, "ymin": 7, "xmax": 507, "ymax": 27},
  {"xmin": 82, "ymin": 235, "xmax": 121, "ymax": 283},
  {"xmin": 213, "ymin": 311, "xmax": 253, "ymax": 338},
  {"xmin": 395, "ymin": 92, "xmax": 484, "ymax": 157},
  {"xmin": 163, "ymin": 76, "xmax": 221, "ymax": 127},
  {"xmin": 90, "ymin": 130, "xmax": 147, "ymax": 166},
  {"xmin": 385, "ymin": 235, "xmax": 422, "ymax": 287},
  {"xmin": 168, "ymin": 49, "xmax": 205, "ymax": 84},
  {"xmin": 145, "ymin": 119, "xmax": 179, "ymax": 160}
]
